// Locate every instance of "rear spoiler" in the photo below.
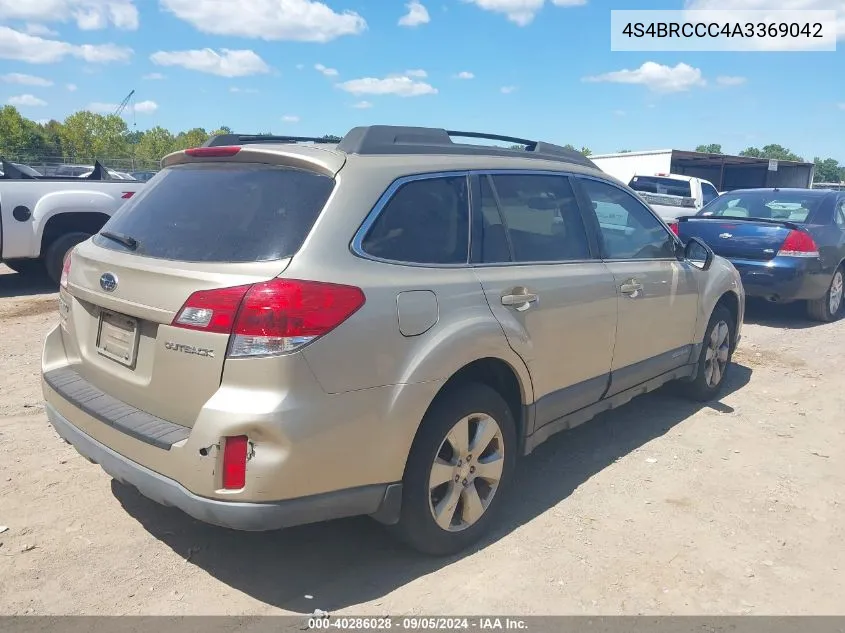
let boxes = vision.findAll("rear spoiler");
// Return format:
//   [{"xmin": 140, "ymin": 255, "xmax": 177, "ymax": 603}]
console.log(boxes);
[
  {"xmin": 0, "ymin": 158, "xmax": 115, "ymax": 181},
  {"xmin": 678, "ymin": 216, "xmax": 802, "ymax": 231}
]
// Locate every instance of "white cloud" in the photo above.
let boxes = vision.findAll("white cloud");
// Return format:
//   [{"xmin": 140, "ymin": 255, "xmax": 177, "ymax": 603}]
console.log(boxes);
[
  {"xmin": 583, "ymin": 61, "xmax": 706, "ymax": 93},
  {"xmin": 454, "ymin": 71, "xmax": 475, "ymax": 79},
  {"xmin": 282, "ymin": 114, "xmax": 300, "ymax": 123},
  {"xmin": 338, "ymin": 74, "xmax": 438, "ymax": 97},
  {"xmin": 406, "ymin": 69, "xmax": 427, "ymax": 77},
  {"xmin": 23, "ymin": 23, "xmax": 58, "ymax": 37},
  {"xmin": 7, "ymin": 94, "xmax": 47, "ymax": 106},
  {"xmin": 315, "ymin": 63, "xmax": 339, "ymax": 77},
  {"xmin": 465, "ymin": 0, "xmax": 586, "ymax": 26},
  {"xmin": 1, "ymin": 72, "xmax": 53, "ymax": 86},
  {"xmin": 352, "ymin": 100, "xmax": 373, "ymax": 108},
  {"xmin": 500, "ymin": 85, "xmax": 517, "ymax": 93},
  {"xmin": 87, "ymin": 99, "xmax": 158, "ymax": 114},
  {"xmin": 399, "ymin": 0, "xmax": 430, "ymax": 26},
  {"xmin": 160, "ymin": 0, "xmax": 366, "ymax": 43},
  {"xmin": 150, "ymin": 48, "xmax": 270, "ymax": 77},
  {"xmin": 143, "ymin": 72, "xmax": 165, "ymax": 80},
  {"xmin": 0, "ymin": 26, "xmax": 132, "ymax": 64},
  {"xmin": 66, "ymin": 83, "xmax": 77, "ymax": 91},
  {"xmin": 0, "ymin": 0, "xmax": 139, "ymax": 30},
  {"xmin": 230, "ymin": 86, "xmax": 259, "ymax": 93},
  {"xmin": 684, "ymin": 0, "xmax": 845, "ymax": 39},
  {"xmin": 716, "ymin": 75, "xmax": 747, "ymax": 86},
  {"xmin": 133, "ymin": 100, "xmax": 158, "ymax": 113}
]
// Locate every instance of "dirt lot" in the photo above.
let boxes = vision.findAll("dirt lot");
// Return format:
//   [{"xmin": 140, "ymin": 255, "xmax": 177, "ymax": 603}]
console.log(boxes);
[{"xmin": 1, "ymin": 263, "xmax": 843, "ymax": 616}]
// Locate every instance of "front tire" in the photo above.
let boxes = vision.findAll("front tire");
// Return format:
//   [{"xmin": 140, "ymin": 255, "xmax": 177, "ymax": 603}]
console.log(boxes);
[
  {"xmin": 806, "ymin": 267, "xmax": 843, "ymax": 323},
  {"xmin": 44, "ymin": 232, "xmax": 91, "ymax": 285},
  {"xmin": 679, "ymin": 304, "xmax": 735, "ymax": 402},
  {"xmin": 393, "ymin": 383, "xmax": 517, "ymax": 556}
]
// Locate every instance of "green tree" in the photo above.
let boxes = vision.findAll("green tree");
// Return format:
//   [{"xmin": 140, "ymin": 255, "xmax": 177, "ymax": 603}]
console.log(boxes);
[
  {"xmin": 0, "ymin": 106, "xmax": 45, "ymax": 161},
  {"xmin": 740, "ymin": 144, "xmax": 804, "ymax": 162},
  {"xmin": 173, "ymin": 127, "xmax": 210, "ymax": 150},
  {"xmin": 321, "ymin": 134, "xmax": 342, "ymax": 142},
  {"xmin": 562, "ymin": 143, "xmax": 591, "ymax": 156},
  {"xmin": 136, "ymin": 126, "xmax": 175, "ymax": 163},
  {"xmin": 695, "ymin": 144, "xmax": 723, "ymax": 153},
  {"xmin": 813, "ymin": 157, "xmax": 844, "ymax": 183}
]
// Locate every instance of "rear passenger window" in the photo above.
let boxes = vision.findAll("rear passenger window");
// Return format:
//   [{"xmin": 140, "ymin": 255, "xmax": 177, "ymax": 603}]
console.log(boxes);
[
  {"xmin": 481, "ymin": 174, "xmax": 591, "ymax": 263},
  {"xmin": 361, "ymin": 176, "xmax": 469, "ymax": 264}
]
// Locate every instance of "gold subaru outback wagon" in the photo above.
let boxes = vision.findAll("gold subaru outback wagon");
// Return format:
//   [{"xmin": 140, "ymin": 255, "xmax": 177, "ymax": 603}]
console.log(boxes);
[{"xmin": 42, "ymin": 126, "xmax": 744, "ymax": 555}]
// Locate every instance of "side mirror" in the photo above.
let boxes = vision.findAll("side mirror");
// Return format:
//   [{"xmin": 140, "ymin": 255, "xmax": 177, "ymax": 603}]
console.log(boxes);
[{"xmin": 684, "ymin": 236, "xmax": 714, "ymax": 271}]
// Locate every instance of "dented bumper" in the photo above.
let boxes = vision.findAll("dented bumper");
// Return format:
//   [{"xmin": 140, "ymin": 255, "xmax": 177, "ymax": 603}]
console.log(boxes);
[{"xmin": 46, "ymin": 402, "xmax": 395, "ymax": 530}]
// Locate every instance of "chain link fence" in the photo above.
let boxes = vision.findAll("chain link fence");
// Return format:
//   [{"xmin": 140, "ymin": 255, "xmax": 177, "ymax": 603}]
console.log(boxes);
[{"xmin": 1, "ymin": 152, "xmax": 162, "ymax": 177}]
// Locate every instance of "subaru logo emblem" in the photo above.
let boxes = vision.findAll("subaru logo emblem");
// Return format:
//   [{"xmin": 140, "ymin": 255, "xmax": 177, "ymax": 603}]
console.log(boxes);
[{"xmin": 100, "ymin": 272, "xmax": 118, "ymax": 293}]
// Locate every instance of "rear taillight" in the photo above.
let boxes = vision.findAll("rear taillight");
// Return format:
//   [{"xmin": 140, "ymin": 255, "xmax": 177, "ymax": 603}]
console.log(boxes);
[
  {"xmin": 185, "ymin": 146, "xmax": 241, "ymax": 157},
  {"xmin": 668, "ymin": 222, "xmax": 679, "ymax": 236},
  {"xmin": 171, "ymin": 279, "xmax": 365, "ymax": 357},
  {"xmin": 121, "ymin": 191, "xmax": 135, "ymax": 199},
  {"xmin": 222, "ymin": 435, "xmax": 248, "ymax": 490},
  {"xmin": 777, "ymin": 230, "xmax": 819, "ymax": 258},
  {"xmin": 172, "ymin": 285, "xmax": 251, "ymax": 333},
  {"xmin": 59, "ymin": 248, "xmax": 74, "ymax": 289}
]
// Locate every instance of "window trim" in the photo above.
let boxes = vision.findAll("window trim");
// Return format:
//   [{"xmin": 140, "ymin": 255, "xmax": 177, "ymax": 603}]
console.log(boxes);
[
  {"xmin": 350, "ymin": 171, "xmax": 473, "ymax": 268},
  {"xmin": 572, "ymin": 173, "xmax": 684, "ymax": 263}
]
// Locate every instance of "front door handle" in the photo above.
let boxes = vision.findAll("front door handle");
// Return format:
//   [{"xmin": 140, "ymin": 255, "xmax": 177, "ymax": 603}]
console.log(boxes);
[
  {"xmin": 620, "ymin": 280, "xmax": 643, "ymax": 298},
  {"xmin": 501, "ymin": 291, "xmax": 539, "ymax": 311}
]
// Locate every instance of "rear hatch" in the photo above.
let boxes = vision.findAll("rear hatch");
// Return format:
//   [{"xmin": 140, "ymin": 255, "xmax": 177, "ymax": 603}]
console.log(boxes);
[
  {"xmin": 60, "ymin": 158, "xmax": 336, "ymax": 427},
  {"xmin": 677, "ymin": 217, "xmax": 800, "ymax": 261}
]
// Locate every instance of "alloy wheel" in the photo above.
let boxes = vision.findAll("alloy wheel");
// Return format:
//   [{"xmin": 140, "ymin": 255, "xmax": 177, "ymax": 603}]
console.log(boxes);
[
  {"xmin": 428, "ymin": 413, "xmax": 505, "ymax": 532},
  {"xmin": 704, "ymin": 320, "xmax": 730, "ymax": 388}
]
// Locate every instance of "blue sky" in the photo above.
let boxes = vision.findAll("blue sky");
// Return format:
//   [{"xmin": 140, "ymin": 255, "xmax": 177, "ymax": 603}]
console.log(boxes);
[{"xmin": 0, "ymin": 0, "xmax": 843, "ymax": 161}]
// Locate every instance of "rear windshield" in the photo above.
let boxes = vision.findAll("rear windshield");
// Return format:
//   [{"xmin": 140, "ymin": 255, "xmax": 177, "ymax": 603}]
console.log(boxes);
[
  {"xmin": 93, "ymin": 163, "xmax": 334, "ymax": 263},
  {"xmin": 628, "ymin": 176, "xmax": 692, "ymax": 198},
  {"xmin": 699, "ymin": 191, "xmax": 825, "ymax": 223}
]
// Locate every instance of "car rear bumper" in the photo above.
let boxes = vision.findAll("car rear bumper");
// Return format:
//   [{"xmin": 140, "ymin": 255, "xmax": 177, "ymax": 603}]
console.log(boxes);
[
  {"xmin": 727, "ymin": 256, "xmax": 830, "ymax": 303},
  {"xmin": 47, "ymin": 402, "xmax": 401, "ymax": 530}
]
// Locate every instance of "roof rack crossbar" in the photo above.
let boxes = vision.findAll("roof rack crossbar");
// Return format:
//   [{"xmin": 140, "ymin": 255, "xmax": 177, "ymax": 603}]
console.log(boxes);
[{"xmin": 203, "ymin": 134, "xmax": 337, "ymax": 148}]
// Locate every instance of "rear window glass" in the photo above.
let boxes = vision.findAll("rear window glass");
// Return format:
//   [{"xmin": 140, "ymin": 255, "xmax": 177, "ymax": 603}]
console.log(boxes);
[
  {"xmin": 629, "ymin": 176, "xmax": 692, "ymax": 198},
  {"xmin": 700, "ymin": 191, "xmax": 825, "ymax": 223},
  {"xmin": 93, "ymin": 163, "xmax": 334, "ymax": 263}
]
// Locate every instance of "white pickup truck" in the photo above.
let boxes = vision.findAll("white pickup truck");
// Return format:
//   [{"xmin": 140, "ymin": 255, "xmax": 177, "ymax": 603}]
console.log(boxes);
[
  {"xmin": 0, "ymin": 160, "xmax": 145, "ymax": 283},
  {"xmin": 626, "ymin": 173, "xmax": 721, "ymax": 224}
]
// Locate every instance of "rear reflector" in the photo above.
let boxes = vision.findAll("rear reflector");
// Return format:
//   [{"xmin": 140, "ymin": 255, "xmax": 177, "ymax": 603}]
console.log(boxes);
[
  {"xmin": 222, "ymin": 435, "xmax": 248, "ymax": 490},
  {"xmin": 171, "ymin": 278, "xmax": 365, "ymax": 357},
  {"xmin": 185, "ymin": 146, "xmax": 241, "ymax": 158},
  {"xmin": 778, "ymin": 229, "xmax": 819, "ymax": 258},
  {"xmin": 668, "ymin": 222, "xmax": 679, "ymax": 236}
]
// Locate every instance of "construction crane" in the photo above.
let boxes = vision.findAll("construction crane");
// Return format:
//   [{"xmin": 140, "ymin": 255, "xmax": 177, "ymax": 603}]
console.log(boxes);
[{"xmin": 114, "ymin": 90, "xmax": 135, "ymax": 117}]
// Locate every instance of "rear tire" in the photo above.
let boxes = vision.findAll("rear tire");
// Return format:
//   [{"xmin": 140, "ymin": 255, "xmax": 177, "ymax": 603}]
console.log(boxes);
[
  {"xmin": 44, "ymin": 232, "xmax": 91, "ymax": 285},
  {"xmin": 678, "ymin": 304, "xmax": 735, "ymax": 402},
  {"xmin": 806, "ymin": 267, "xmax": 843, "ymax": 323},
  {"xmin": 392, "ymin": 383, "xmax": 517, "ymax": 556}
]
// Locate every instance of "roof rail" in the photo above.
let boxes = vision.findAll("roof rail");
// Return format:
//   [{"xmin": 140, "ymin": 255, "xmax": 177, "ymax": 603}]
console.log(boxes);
[
  {"xmin": 334, "ymin": 125, "xmax": 598, "ymax": 168},
  {"xmin": 203, "ymin": 134, "xmax": 338, "ymax": 148}
]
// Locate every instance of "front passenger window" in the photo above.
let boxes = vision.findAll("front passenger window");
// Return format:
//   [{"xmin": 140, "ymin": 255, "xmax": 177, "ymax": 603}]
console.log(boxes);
[{"xmin": 578, "ymin": 178, "xmax": 676, "ymax": 260}]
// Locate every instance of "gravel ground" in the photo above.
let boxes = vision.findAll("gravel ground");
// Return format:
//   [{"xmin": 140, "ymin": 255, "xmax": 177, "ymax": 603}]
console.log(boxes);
[{"xmin": 0, "ymin": 264, "xmax": 843, "ymax": 616}]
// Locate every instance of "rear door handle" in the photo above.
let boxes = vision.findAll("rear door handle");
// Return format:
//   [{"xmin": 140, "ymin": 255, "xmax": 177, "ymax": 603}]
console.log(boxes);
[
  {"xmin": 620, "ymin": 280, "xmax": 643, "ymax": 298},
  {"xmin": 501, "ymin": 291, "xmax": 539, "ymax": 311}
]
